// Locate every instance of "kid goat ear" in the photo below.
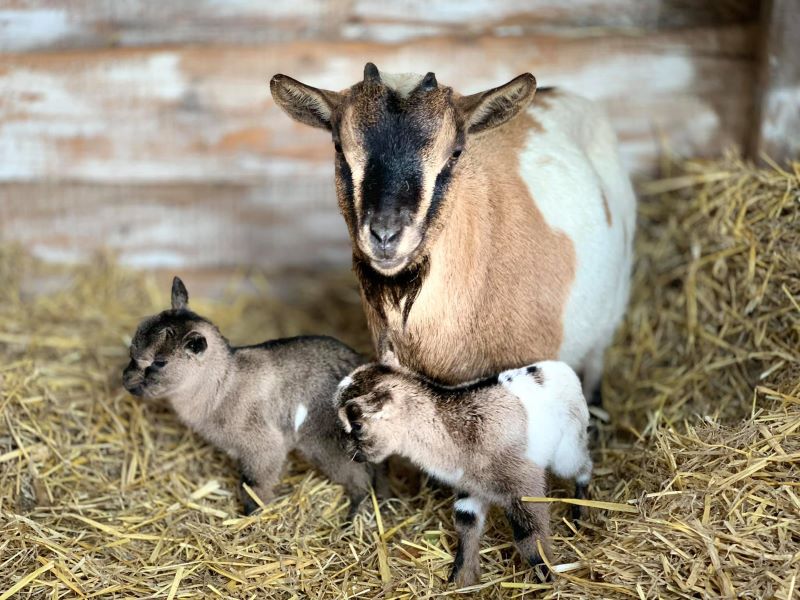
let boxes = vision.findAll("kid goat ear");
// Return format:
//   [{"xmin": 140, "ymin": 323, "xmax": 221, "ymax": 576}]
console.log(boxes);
[{"xmin": 171, "ymin": 276, "xmax": 189, "ymax": 310}]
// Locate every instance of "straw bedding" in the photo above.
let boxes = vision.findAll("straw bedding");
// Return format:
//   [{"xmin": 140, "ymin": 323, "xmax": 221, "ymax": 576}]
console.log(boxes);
[{"xmin": 1, "ymin": 154, "xmax": 798, "ymax": 598}]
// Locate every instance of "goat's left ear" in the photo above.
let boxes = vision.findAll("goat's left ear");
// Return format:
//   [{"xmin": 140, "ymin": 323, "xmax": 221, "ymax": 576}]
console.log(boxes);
[
  {"xmin": 457, "ymin": 73, "xmax": 537, "ymax": 135},
  {"xmin": 171, "ymin": 276, "xmax": 189, "ymax": 310},
  {"xmin": 270, "ymin": 74, "xmax": 343, "ymax": 131}
]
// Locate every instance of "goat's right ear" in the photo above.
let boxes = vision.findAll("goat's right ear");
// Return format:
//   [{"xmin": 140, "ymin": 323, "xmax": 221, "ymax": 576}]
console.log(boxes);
[
  {"xmin": 270, "ymin": 74, "xmax": 343, "ymax": 131},
  {"xmin": 171, "ymin": 276, "xmax": 189, "ymax": 310}
]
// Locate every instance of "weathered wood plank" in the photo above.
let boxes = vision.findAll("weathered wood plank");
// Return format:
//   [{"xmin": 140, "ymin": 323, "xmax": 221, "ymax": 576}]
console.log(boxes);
[
  {"xmin": 0, "ymin": 25, "xmax": 757, "ymax": 181},
  {"xmin": 0, "ymin": 180, "xmax": 349, "ymax": 270},
  {"xmin": 0, "ymin": 0, "xmax": 761, "ymax": 52},
  {"xmin": 751, "ymin": 0, "xmax": 800, "ymax": 163}
]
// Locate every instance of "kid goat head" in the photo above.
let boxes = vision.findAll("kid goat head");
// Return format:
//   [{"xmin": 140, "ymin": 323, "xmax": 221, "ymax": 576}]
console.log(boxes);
[
  {"xmin": 122, "ymin": 277, "xmax": 221, "ymax": 401},
  {"xmin": 270, "ymin": 63, "xmax": 537, "ymax": 275}
]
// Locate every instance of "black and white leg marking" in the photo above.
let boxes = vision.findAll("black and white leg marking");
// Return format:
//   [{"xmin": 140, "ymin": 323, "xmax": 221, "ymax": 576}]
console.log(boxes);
[
  {"xmin": 505, "ymin": 499, "xmax": 551, "ymax": 580},
  {"xmin": 449, "ymin": 493, "xmax": 488, "ymax": 587}
]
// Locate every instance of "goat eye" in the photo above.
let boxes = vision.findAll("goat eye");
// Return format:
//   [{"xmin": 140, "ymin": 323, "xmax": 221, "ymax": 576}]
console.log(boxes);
[
  {"xmin": 451, "ymin": 148, "xmax": 462, "ymax": 160},
  {"xmin": 345, "ymin": 404, "xmax": 363, "ymax": 430},
  {"xmin": 152, "ymin": 359, "xmax": 168, "ymax": 369},
  {"xmin": 185, "ymin": 336, "xmax": 207, "ymax": 355}
]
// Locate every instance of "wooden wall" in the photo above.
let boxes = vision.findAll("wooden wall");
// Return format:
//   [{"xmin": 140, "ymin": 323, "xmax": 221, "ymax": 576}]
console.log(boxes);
[{"xmin": 0, "ymin": 0, "xmax": 768, "ymax": 275}]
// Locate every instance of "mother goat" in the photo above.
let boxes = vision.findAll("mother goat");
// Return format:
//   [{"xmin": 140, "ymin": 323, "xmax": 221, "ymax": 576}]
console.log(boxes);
[{"xmin": 270, "ymin": 63, "xmax": 635, "ymax": 400}]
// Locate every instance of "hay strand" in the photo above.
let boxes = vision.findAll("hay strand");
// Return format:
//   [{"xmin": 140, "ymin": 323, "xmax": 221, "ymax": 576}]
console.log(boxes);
[{"xmin": 1, "ymin": 153, "xmax": 798, "ymax": 597}]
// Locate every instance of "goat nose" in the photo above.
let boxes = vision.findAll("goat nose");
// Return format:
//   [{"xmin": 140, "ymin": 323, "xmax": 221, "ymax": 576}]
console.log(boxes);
[{"xmin": 369, "ymin": 222, "xmax": 401, "ymax": 254}]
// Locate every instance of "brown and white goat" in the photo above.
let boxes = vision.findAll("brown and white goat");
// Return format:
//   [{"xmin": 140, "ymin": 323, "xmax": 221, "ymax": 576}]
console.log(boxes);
[
  {"xmin": 335, "ymin": 359, "xmax": 592, "ymax": 587},
  {"xmin": 122, "ymin": 277, "xmax": 380, "ymax": 519},
  {"xmin": 270, "ymin": 64, "xmax": 635, "ymax": 400}
]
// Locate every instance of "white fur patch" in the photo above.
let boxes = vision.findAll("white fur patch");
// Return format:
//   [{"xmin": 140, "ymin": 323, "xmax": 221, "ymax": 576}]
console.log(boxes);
[
  {"xmin": 378, "ymin": 71, "xmax": 424, "ymax": 98},
  {"xmin": 338, "ymin": 375, "xmax": 353, "ymax": 389},
  {"xmin": 454, "ymin": 496, "xmax": 483, "ymax": 517},
  {"xmin": 426, "ymin": 465, "xmax": 464, "ymax": 486},
  {"xmin": 517, "ymin": 93, "xmax": 635, "ymax": 381},
  {"xmin": 501, "ymin": 361, "xmax": 591, "ymax": 481},
  {"xmin": 294, "ymin": 404, "xmax": 308, "ymax": 432}
]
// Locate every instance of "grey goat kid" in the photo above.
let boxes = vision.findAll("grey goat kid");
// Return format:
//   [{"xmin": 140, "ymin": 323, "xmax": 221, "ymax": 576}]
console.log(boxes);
[
  {"xmin": 335, "ymin": 358, "xmax": 592, "ymax": 587},
  {"xmin": 123, "ymin": 276, "xmax": 381, "ymax": 519}
]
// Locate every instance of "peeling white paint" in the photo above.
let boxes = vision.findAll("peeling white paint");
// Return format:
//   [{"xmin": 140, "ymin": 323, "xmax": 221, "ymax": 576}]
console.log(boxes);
[
  {"xmin": 0, "ymin": 9, "xmax": 80, "ymax": 52},
  {"xmin": 761, "ymin": 86, "xmax": 800, "ymax": 158},
  {"xmin": 551, "ymin": 54, "xmax": 695, "ymax": 99},
  {"xmin": 99, "ymin": 53, "xmax": 187, "ymax": 101}
]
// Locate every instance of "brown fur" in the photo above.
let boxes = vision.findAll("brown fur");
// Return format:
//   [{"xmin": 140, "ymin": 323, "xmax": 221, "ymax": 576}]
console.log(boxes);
[
  {"xmin": 376, "ymin": 111, "xmax": 576, "ymax": 383},
  {"xmin": 122, "ymin": 277, "xmax": 380, "ymax": 519},
  {"xmin": 270, "ymin": 68, "xmax": 576, "ymax": 384},
  {"xmin": 335, "ymin": 363, "xmax": 556, "ymax": 586}
]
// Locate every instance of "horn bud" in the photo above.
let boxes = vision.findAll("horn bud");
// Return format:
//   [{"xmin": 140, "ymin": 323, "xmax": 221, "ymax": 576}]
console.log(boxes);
[
  {"xmin": 364, "ymin": 62, "xmax": 381, "ymax": 84},
  {"xmin": 420, "ymin": 72, "xmax": 437, "ymax": 91}
]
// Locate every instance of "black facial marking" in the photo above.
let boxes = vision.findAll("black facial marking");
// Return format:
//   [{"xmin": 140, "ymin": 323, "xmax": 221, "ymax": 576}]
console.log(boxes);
[
  {"xmin": 454, "ymin": 510, "xmax": 477, "ymax": 527},
  {"xmin": 359, "ymin": 91, "xmax": 427, "ymax": 231},
  {"xmin": 353, "ymin": 254, "xmax": 430, "ymax": 326}
]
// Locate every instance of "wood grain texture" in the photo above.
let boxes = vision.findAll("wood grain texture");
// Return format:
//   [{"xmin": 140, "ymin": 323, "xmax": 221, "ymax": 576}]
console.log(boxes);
[
  {"xmin": 0, "ymin": 25, "xmax": 757, "ymax": 183},
  {"xmin": 0, "ymin": 180, "xmax": 350, "ymax": 270},
  {"xmin": 0, "ymin": 1, "xmax": 768, "ymax": 275},
  {"xmin": 0, "ymin": 0, "xmax": 761, "ymax": 51},
  {"xmin": 752, "ymin": 0, "xmax": 800, "ymax": 162}
]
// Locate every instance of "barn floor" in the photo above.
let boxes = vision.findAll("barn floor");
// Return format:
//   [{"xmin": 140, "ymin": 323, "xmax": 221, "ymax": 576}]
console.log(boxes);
[{"xmin": 1, "ymin": 155, "xmax": 798, "ymax": 599}]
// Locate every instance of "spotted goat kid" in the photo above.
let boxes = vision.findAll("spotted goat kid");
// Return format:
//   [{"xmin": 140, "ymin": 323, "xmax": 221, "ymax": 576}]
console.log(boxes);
[
  {"xmin": 123, "ymin": 276, "xmax": 381, "ymax": 518},
  {"xmin": 335, "ymin": 359, "xmax": 592, "ymax": 586}
]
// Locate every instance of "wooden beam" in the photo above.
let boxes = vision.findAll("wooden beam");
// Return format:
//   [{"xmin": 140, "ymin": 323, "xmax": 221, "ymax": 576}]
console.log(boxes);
[
  {"xmin": 0, "ymin": 26, "xmax": 758, "ymax": 181},
  {"xmin": 751, "ymin": 0, "xmax": 800, "ymax": 163},
  {"xmin": 0, "ymin": 181, "xmax": 350, "ymax": 271},
  {"xmin": 0, "ymin": 0, "xmax": 761, "ymax": 52}
]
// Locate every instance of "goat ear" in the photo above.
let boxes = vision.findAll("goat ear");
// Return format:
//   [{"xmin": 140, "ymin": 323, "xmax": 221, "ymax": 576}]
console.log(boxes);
[
  {"xmin": 457, "ymin": 73, "xmax": 537, "ymax": 135},
  {"xmin": 270, "ymin": 74, "xmax": 343, "ymax": 131},
  {"xmin": 171, "ymin": 276, "xmax": 189, "ymax": 310}
]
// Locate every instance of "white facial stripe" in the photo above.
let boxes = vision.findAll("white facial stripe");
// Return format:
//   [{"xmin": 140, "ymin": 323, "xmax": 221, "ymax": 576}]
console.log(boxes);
[
  {"xmin": 338, "ymin": 376, "xmax": 353, "ymax": 389},
  {"xmin": 294, "ymin": 404, "xmax": 308, "ymax": 432},
  {"xmin": 414, "ymin": 112, "xmax": 456, "ymax": 228},
  {"xmin": 342, "ymin": 104, "xmax": 367, "ymax": 214}
]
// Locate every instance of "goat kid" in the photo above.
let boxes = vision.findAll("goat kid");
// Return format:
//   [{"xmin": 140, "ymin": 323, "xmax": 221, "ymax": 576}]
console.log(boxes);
[
  {"xmin": 123, "ymin": 276, "xmax": 382, "ymax": 519},
  {"xmin": 335, "ymin": 359, "xmax": 592, "ymax": 586}
]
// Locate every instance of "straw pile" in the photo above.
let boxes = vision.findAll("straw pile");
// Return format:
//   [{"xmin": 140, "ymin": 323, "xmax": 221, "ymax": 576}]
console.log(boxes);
[{"xmin": 1, "ymin": 154, "xmax": 798, "ymax": 598}]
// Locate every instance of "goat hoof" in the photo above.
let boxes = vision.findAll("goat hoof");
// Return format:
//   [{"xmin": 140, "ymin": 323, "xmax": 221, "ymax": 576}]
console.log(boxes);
[
  {"xmin": 241, "ymin": 498, "xmax": 260, "ymax": 516},
  {"xmin": 528, "ymin": 555, "xmax": 551, "ymax": 581},
  {"xmin": 571, "ymin": 504, "xmax": 583, "ymax": 526},
  {"xmin": 450, "ymin": 564, "xmax": 480, "ymax": 588}
]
